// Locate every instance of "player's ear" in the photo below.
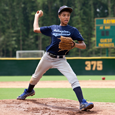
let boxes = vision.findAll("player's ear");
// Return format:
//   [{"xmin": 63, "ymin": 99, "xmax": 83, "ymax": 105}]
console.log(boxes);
[{"xmin": 58, "ymin": 14, "xmax": 60, "ymax": 19}]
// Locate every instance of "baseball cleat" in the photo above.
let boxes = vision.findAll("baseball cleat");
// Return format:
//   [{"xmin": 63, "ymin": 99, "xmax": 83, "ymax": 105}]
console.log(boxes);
[
  {"xmin": 17, "ymin": 89, "xmax": 35, "ymax": 100},
  {"xmin": 80, "ymin": 99, "xmax": 94, "ymax": 111}
]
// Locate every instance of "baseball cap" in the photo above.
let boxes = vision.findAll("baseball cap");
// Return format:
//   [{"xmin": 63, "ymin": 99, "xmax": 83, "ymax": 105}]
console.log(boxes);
[{"xmin": 58, "ymin": 5, "xmax": 73, "ymax": 14}]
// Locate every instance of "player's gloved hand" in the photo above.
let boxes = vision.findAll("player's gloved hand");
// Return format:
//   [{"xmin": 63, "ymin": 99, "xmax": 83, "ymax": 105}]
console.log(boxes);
[{"xmin": 58, "ymin": 36, "xmax": 75, "ymax": 54}]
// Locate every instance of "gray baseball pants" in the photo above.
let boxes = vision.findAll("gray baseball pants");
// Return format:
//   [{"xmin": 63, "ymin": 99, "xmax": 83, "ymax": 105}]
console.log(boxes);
[{"xmin": 30, "ymin": 52, "xmax": 80, "ymax": 89}]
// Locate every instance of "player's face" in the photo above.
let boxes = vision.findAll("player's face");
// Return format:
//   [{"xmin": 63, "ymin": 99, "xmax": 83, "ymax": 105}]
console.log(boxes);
[{"xmin": 58, "ymin": 11, "xmax": 70, "ymax": 26}]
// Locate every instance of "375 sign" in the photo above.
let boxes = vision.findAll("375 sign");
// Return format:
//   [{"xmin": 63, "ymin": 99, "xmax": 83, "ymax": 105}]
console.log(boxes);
[{"xmin": 85, "ymin": 61, "xmax": 103, "ymax": 71}]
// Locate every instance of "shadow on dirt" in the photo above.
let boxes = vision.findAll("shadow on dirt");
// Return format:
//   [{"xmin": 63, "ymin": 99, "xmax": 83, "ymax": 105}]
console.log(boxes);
[{"xmin": 24, "ymin": 99, "xmax": 98, "ymax": 115}]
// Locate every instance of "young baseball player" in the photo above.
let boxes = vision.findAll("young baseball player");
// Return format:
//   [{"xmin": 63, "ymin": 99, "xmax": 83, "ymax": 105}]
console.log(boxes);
[{"xmin": 17, "ymin": 5, "xmax": 94, "ymax": 111}]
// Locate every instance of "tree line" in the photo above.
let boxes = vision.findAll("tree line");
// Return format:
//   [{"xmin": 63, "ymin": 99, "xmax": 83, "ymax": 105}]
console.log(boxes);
[{"xmin": 0, "ymin": 0, "xmax": 115, "ymax": 57}]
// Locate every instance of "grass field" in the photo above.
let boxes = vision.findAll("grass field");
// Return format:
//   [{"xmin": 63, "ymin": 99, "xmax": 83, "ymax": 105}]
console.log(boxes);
[
  {"xmin": 0, "ymin": 75, "xmax": 115, "ymax": 103},
  {"xmin": 0, "ymin": 88, "xmax": 115, "ymax": 103},
  {"xmin": 0, "ymin": 75, "xmax": 115, "ymax": 81}
]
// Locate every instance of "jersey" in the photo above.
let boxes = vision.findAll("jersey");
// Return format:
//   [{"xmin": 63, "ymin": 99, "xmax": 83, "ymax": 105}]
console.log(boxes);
[{"xmin": 40, "ymin": 25, "xmax": 84, "ymax": 55}]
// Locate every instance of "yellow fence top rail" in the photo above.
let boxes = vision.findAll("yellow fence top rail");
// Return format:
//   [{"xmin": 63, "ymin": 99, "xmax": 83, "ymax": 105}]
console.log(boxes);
[{"xmin": 0, "ymin": 57, "xmax": 115, "ymax": 60}]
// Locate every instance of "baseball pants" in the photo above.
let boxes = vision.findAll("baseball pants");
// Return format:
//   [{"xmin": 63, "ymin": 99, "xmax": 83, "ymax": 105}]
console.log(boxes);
[{"xmin": 30, "ymin": 52, "xmax": 80, "ymax": 89}]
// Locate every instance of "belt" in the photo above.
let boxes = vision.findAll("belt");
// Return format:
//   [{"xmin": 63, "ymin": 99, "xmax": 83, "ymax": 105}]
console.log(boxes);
[{"xmin": 48, "ymin": 52, "xmax": 65, "ymax": 58}]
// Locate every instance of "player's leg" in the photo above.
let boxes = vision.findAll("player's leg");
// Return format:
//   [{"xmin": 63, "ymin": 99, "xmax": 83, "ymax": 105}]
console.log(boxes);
[
  {"xmin": 53, "ymin": 58, "xmax": 83, "ymax": 101},
  {"xmin": 29, "ymin": 53, "xmax": 52, "ymax": 85},
  {"xmin": 53, "ymin": 58, "xmax": 94, "ymax": 111},
  {"xmin": 25, "ymin": 52, "xmax": 52, "ymax": 92},
  {"xmin": 17, "ymin": 52, "xmax": 52, "ymax": 100}
]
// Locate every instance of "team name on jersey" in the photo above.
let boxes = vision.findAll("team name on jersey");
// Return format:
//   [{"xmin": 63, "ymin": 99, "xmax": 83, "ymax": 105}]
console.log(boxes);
[{"xmin": 52, "ymin": 29, "xmax": 71, "ymax": 37}]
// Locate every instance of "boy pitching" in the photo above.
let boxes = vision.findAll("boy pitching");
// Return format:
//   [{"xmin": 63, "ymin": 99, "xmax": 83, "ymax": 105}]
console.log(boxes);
[{"xmin": 17, "ymin": 5, "xmax": 94, "ymax": 111}]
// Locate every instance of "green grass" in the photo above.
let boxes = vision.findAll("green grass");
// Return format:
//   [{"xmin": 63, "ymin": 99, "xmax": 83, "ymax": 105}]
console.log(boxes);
[
  {"xmin": 0, "ymin": 75, "xmax": 115, "ymax": 103},
  {"xmin": 0, "ymin": 76, "xmax": 66, "ymax": 82},
  {"xmin": 0, "ymin": 88, "xmax": 115, "ymax": 103},
  {"xmin": 0, "ymin": 75, "xmax": 115, "ymax": 82}
]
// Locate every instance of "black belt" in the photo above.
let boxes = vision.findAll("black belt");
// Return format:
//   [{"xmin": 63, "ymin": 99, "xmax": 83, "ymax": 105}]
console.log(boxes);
[{"xmin": 48, "ymin": 52, "xmax": 65, "ymax": 58}]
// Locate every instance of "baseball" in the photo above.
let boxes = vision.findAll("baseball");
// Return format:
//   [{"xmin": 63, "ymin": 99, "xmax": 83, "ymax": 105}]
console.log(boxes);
[
  {"xmin": 37, "ymin": 10, "xmax": 43, "ymax": 17},
  {"xmin": 102, "ymin": 77, "xmax": 105, "ymax": 80}
]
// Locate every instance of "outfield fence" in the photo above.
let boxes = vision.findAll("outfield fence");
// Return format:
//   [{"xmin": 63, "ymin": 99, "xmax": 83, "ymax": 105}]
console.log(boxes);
[{"xmin": 0, "ymin": 57, "xmax": 115, "ymax": 75}]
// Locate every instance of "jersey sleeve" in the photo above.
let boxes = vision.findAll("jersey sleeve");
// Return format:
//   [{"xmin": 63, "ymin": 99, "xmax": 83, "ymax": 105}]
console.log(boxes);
[
  {"xmin": 40, "ymin": 26, "xmax": 52, "ymax": 36},
  {"xmin": 72, "ymin": 28, "xmax": 84, "ymax": 41}
]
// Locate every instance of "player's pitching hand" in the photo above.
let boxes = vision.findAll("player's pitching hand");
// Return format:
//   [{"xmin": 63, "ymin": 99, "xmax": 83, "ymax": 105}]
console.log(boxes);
[{"xmin": 36, "ymin": 10, "xmax": 43, "ymax": 18}]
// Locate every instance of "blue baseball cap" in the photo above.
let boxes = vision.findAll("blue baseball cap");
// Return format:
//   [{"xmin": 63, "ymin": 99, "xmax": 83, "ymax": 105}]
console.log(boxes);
[{"xmin": 58, "ymin": 5, "xmax": 73, "ymax": 14}]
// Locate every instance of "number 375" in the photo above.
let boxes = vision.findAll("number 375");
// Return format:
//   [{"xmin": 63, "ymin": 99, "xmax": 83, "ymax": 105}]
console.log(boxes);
[{"xmin": 85, "ymin": 61, "xmax": 103, "ymax": 71}]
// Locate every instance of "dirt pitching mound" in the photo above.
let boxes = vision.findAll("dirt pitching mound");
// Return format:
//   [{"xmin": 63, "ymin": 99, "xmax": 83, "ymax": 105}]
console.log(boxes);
[{"xmin": 0, "ymin": 98, "xmax": 115, "ymax": 115}]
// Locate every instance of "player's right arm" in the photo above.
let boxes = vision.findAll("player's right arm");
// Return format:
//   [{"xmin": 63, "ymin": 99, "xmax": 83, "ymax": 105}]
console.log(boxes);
[
  {"xmin": 33, "ymin": 10, "xmax": 52, "ymax": 36},
  {"xmin": 33, "ymin": 10, "xmax": 42, "ymax": 33}
]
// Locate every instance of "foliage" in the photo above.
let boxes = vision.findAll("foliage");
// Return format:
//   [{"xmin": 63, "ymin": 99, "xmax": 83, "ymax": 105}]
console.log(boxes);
[{"xmin": 0, "ymin": 0, "xmax": 115, "ymax": 57}]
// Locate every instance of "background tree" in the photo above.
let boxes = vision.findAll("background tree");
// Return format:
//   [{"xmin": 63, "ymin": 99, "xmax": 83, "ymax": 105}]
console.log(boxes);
[{"xmin": 0, "ymin": 0, "xmax": 115, "ymax": 57}]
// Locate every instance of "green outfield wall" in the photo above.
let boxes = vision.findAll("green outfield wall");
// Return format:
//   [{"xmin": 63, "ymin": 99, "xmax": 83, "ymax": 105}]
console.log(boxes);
[{"xmin": 0, "ymin": 57, "xmax": 115, "ymax": 75}]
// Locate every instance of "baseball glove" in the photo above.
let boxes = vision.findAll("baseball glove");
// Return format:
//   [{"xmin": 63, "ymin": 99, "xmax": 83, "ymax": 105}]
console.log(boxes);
[{"xmin": 58, "ymin": 36, "xmax": 75, "ymax": 54}]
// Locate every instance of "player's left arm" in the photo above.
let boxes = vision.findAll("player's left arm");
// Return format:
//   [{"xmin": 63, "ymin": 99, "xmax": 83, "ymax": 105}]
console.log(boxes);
[{"xmin": 74, "ymin": 41, "xmax": 86, "ymax": 49}]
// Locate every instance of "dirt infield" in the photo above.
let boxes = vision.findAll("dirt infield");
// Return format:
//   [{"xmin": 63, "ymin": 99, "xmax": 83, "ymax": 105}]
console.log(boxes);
[
  {"xmin": 0, "ymin": 80, "xmax": 115, "ymax": 115},
  {"xmin": 1, "ymin": 98, "xmax": 115, "ymax": 115},
  {"xmin": 0, "ymin": 80, "xmax": 115, "ymax": 88}
]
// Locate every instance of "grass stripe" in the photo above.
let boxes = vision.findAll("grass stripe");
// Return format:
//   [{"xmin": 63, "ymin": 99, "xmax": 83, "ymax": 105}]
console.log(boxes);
[
  {"xmin": 0, "ymin": 75, "xmax": 115, "ymax": 82},
  {"xmin": 0, "ymin": 88, "xmax": 115, "ymax": 103}
]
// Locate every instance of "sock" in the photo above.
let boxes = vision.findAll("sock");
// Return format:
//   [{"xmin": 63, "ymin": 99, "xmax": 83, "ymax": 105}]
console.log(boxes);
[
  {"xmin": 27, "ymin": 84, "xmax": 35, "ymax": 92},
  {"xmin": 73, "ymin": 86, "xmax": 84, "ymax": 103}
]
